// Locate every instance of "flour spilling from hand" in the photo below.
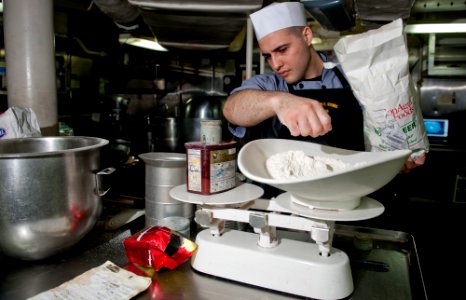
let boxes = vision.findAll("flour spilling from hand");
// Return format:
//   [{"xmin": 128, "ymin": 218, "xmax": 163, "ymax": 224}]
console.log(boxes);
[{"xmin": 266, "ymin": 150, "xmax": 362, "ymax": 179}]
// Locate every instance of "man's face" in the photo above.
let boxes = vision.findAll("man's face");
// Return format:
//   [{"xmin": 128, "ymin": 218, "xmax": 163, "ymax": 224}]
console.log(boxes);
[{"xmin": 258, "ymin": 27, "xmax": 312, "ymax": 84}]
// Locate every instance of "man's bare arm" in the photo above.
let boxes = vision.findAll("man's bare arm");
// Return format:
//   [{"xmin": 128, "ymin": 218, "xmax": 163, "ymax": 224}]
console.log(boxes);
[
  {"xmin": 223, "ymin": 89, "xmax": 332, "ymax": 138},
  {"xmin": 223, "ymin": 90, "xmax": 279, "ymax": 127}
]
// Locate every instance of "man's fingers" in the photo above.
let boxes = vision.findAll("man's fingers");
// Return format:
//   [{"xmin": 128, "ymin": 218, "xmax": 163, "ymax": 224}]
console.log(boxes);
[
  {"xmin": 304, "ymin": 109, "xmax": 332, "ymax": 137},
  {"xmin": 287, "ymin": 122, "xmax": 300, "ymax": 136},
  {"xmin": 280, "ymin": 98, "xmax": 332, "ymax": 137}
]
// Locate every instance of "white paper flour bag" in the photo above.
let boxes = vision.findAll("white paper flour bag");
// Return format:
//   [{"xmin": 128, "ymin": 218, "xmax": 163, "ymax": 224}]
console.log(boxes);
[
  {"xmin": 0, "ymin": 106, "xmax": 42, "ymax": 139},
  {"xmin": 334, "ymin": 18, "xmax": 429, "ymax": 158}
]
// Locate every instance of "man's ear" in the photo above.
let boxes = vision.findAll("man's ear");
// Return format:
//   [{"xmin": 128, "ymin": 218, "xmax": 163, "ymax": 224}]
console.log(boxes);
[{"xmin": 302, "ymin": 26, "xmax": 313, "ymax": 46}]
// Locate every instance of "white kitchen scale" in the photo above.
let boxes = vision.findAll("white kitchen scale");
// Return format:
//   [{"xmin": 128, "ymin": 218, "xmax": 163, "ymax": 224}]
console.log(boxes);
[
  {"xmin": 170, "ymin": 139, "xmax": 411, "ymax": 300},
  {"xmin": 170, "ymin": 183, "xmax": 385, "ymax": 300}
]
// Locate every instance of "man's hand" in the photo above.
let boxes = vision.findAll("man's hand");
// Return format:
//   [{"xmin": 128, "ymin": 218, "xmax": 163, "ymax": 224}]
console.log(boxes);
[
  {"xmin": 273, "ymin": 94, "xmax": 332, "ymax": 137},
  {"xmin": 400, "ymin": 153, "xmax": 426, "ymax": 173}
]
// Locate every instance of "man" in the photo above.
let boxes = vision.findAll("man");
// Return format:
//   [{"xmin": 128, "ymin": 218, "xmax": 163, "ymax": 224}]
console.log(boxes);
[{"xmin": 223, "ymin": 1, "xmax": 425, "ymax": 172}]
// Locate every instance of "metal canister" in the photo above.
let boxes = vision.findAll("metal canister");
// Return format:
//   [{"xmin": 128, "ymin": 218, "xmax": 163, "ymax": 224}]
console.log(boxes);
[
  {"xmin": 200, "ymin": 119, "xmax": 222, "ymax": 145},
  {"xmin": 185, "ymin": 141, "xmax": 237, "ymax": 195},
  {"xmin": 139, "ymin": 152, "xmax": 194, "ymax": 227}
]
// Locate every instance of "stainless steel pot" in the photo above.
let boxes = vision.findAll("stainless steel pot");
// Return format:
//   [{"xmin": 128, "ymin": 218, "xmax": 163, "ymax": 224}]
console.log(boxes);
[
  {"xmin": 151, "ymin": 117, "xmax": 180, "ymax": 152},
  {"xmin": 182, "ymin": 92, "xmax": 227, "ymax": 143},
  {"xmin": 0, "ymin": 136, "xmax": 111, "ymax": 260}
]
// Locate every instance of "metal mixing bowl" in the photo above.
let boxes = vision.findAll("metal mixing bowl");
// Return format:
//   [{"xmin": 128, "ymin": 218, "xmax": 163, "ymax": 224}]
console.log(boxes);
[{"xmin": 0, "ymin": 136, "xmax": 110, "ymax": 260}]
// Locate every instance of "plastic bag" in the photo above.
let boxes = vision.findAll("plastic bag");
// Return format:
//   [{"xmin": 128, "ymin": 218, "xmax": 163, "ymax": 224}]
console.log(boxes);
[
  {"xmin": 334, "ymin": 18, "xmax": 429, "ymax": 158},
  {"xmin": 0, "ymin": 106, "xmax": 41, "ymax": 139},
  {"xmin": 123, "ymin": 226, "xmax": 197, "ymax": 271}
]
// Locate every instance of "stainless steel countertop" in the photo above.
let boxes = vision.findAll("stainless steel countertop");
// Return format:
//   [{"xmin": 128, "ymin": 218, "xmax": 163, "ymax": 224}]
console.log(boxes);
[{"xmin": 0, "ymin": 215, "xmax": 428, "ymax": 300}]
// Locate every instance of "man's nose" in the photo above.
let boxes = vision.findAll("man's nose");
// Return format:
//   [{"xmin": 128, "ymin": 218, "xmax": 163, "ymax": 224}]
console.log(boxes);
[{"xmin": 270, "ymin": 55, "xmax": 282, "ymax": 70}]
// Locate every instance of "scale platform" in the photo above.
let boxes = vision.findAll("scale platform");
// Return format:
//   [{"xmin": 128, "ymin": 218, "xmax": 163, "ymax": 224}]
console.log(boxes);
[{"xmin": 170, "ymin": 182, "xmax": 384, "ymax": 221}]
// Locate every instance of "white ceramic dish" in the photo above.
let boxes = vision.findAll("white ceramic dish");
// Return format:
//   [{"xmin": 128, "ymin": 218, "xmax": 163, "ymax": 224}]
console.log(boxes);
[{"xmin": 238, "ymin": 139, "xmax": 411, "ymax": 210}]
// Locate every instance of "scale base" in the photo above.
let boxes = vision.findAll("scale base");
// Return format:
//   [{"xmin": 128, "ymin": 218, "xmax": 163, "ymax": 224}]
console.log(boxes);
[{"xmin": 192, "ymin": 229, "xmax": 353, "ymax": 300}]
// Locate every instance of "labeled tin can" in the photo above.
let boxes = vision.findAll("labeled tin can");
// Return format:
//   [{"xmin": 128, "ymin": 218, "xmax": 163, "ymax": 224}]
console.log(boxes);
[
  {"xmin": 200, "ymin": 119, "xmax": 222, "ymax": 145},
  {"xmin": 185, "ymin": 141, "xmax": 237, "ymax": 195}
]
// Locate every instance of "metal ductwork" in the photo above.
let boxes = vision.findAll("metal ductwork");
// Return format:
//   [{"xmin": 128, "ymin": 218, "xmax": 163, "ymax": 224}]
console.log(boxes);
[
  {"xmin": 92, "ymin": 0, "xmax": 140, "ymax": 25},
  {"xmin": 92, "ymin": 0, "xmax": 153, "ymax": 37},
  {"xmin": 88, "ymin": 1, "xmax": 466, "ymax": 52},
  {"xmin": 355, "ymin": 0, "xmax": 415, "ymax": 25},
  {"xmin": 92, "ymin": 0, "xmax": 263, "ymax": 51},
  {"xmin": 302, "ymin": 0, "xmax": 356, "ymax": 32}
]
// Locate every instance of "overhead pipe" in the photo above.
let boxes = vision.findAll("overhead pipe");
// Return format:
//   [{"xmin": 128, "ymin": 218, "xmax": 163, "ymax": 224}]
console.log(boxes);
[
  {"xmin": 123, "ymin": 0, "xmax": 262, "ymax": 13},
  {"xmin": 3, "ymin": 0, "xmax": 58, "ymax": 135}
]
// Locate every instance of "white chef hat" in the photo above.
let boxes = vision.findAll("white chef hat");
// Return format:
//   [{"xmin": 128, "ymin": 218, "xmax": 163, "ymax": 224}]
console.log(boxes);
[{"xmin": 250, "ymin": 2, "xmax": 307, "ymax": 41}]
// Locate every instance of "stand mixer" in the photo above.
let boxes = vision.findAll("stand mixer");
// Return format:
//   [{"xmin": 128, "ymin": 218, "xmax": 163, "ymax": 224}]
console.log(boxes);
[{"xmin": 170, "ymin": 139, "xmax": 411, "ymax": 300}]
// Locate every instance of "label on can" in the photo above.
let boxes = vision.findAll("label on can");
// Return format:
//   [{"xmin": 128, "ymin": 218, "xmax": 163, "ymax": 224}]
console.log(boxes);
[
  {"xmin": 209, "ymin": 147, "xmax": 236, "ymax": 193},
  {"xmin": 187, "ymin": 148, "xmax": 203, "ymax": 192}
]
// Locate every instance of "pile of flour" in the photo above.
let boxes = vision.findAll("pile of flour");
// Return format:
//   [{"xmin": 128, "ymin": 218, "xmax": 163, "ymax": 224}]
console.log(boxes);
[{"xmin": 266, "ymin": 150, "xmax": 356, "ymax": 179}]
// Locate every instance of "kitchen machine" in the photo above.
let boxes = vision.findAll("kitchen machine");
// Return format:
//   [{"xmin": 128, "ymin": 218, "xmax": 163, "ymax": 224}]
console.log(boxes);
[{"xmin": 170, "ymin": 139, "xmax": 411, "ymax": 299}]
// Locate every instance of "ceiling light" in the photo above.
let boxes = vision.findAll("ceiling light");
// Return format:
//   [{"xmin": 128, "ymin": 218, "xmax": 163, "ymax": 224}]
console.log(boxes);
[
  {"xmin": 311, "ymin": 37, "xmax": 323, "ymax": 45},
  {"xmin": 118, "ymin": 33, "xmax": 168, "ymax": 52},
  {"xmin": 404, "ymin": 23, "xmax": 466, "ymax": 34}
]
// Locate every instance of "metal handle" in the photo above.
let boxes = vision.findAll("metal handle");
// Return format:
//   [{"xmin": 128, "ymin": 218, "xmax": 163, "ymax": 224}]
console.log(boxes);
[{"xmin": 95, "ymin": 167, "xmax": 116, "ymax": 196}]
